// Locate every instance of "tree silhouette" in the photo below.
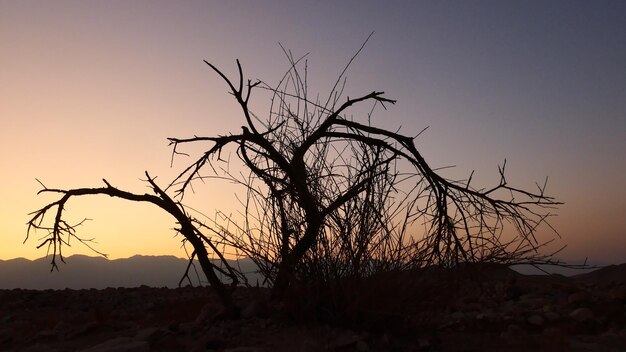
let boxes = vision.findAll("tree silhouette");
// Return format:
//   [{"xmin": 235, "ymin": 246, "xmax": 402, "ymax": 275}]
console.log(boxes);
[
  {"xmin": 28, "ymin": 41, "xmax": 563, "ymax": 308},
  {"xmin": 27, "ymin": 173, "xmax": 241, "ymax": 309}
]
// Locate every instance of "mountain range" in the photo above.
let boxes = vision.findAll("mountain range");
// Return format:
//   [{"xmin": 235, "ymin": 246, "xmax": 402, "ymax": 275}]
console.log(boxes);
[
  {"xmin": 0, "ymin": 255, "xmax": 262, "ymax": 290},
  {"xmin": 0, "ymin": 255, "xmax": 618, "ymax": 290}
]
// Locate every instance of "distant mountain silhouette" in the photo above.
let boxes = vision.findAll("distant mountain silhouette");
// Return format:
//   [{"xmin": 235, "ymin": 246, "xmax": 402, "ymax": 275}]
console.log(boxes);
[
  {"xmin": 509, "ymin": 261, "xmax": 603, "ymax": 276},
  {"xmin": 0, "ymin": 255, "xmax": 262, "ymax": 290},
  {"xmin": 573, "ymin": 263, "xmax": 626, "ymax": 285},
  {"xmin": 2, "ymin": 255, "xmax": 621, "ymax": 290}
]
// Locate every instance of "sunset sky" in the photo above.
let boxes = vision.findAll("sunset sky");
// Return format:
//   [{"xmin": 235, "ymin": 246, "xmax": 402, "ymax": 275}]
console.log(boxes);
[{"xmin": 1, "ymin": 1, "xmax": 624, "ymax": 264}]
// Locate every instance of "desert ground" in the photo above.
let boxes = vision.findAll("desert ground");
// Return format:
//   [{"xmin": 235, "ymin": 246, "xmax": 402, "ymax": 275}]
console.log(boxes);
[{"xmin": 1, "ymin": 264, "xmax": 625, "ymax": 352}]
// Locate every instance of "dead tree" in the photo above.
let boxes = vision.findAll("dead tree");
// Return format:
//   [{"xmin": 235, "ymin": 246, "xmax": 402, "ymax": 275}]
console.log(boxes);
[
  {"xmin": 27, "ymin": 173, "xmax": 240, "ymax": 310},
  {"xmin": 28, "ymin": 41, "xmax": 562, "ymax": 303},
  {"xmin": 167, "ymin": 47, "xmax": 562, "ymax": 298}
]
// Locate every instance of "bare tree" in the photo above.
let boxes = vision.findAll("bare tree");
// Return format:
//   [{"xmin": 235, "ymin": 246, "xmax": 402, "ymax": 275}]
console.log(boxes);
[
  {"xmin": 27, "ymin": 173, "xmax": 241, "ymax": 310},
  {"xmin": 28, "ymin": 40, "xmax": 562, "ymax": 306},
  {"xmin": 167, "ymin": 42, "xmax": 562, "ymax": 297}
]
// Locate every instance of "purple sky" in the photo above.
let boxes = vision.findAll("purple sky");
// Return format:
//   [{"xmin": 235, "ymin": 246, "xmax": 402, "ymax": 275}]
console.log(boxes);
[{"xmin": 1, "ymin": 1, "xmax": 624, "ymax": 263}]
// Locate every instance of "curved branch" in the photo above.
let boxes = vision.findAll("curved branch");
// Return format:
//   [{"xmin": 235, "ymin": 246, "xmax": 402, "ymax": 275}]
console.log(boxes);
[{"xmin": 27, "ymin": 174, "xmax": 238, "ymax": 309}]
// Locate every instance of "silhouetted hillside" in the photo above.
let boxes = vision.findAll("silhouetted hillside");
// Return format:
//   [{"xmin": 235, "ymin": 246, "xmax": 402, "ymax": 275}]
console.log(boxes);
[
  {"xmin": 573, "ymin": 263, "xmax": 626, "ymax": 285},
  {"xmin": 1, "ymin": 255, "xmax": 621, "ymax": 290},
  {"xmin": 0, "ymin": 255, "xmax": 261, "ymax": 289}
]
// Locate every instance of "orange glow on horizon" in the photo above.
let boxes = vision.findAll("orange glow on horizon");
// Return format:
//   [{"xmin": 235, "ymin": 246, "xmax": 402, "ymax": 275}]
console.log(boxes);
[{"xmin": 1, "ymin": 1, "xmax": 624, "ymax": 265}]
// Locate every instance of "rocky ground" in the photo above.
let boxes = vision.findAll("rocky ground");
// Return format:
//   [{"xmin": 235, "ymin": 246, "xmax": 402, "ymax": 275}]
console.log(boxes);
[{"xmin": 0, "ymin": 264, "xmax": 625, "ymax": 351}]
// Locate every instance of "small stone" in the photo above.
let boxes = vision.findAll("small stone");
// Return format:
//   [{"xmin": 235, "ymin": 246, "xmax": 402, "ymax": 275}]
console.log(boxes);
[
  {"xmin": 417, "ymin": 337, "xmax": 431, "ymax": 350},
  {"xmin": 241, "ymin": 299, "xmax": 269, "ymax": 319},
  {"xmin": 475, "ymin": 309, "xmax": 496, "ymax": 321},
  {"xmin": 542, "ymin": 327, "xmax": 562, "ymax": 337},
  {"xmin": 36, "ymin": 329, "xmax": 61, "ymax": 341},
  {"xmin": 330, "ymin": 331, "xmax": 370, "ymax": 352},
  {"xmin": 569, "ymin": 307, "xmax": 593, "ymax": 322},
  {"xmin": 567, "ymin": 339, "xmax": 599, "ymax": 351},
  {"xmin": 81, "ymin": 337, "xmax": 149, "ymax": 352},
  {"xmin": 527, "ymin": 315, "xmax": 544, "ymax": 326},
  {"xmin": 507, "ymin": 324, "xmax": 524, "ymax": 335},
  {"xmin": 591, "ymin": 299, "xmax": 625, "ymax": 320},
  {"xmin": 567, "ymin": 291, "xmax": 590, "ymax": 305},
  {"xmin": 1, "ymin": 314, "xmax": 15, "ymax": 323},
  {"xmin": 0, "ymin": 328, "xmax": 13, "ymax": 344},
  {"xmin": 450, "ymin": 311, "xmax": 466, "ymax": 321},
  {"xmin": 134, "ymin": 327, "xmax": 165, "ymax": 342},
  {"xmin": 299, "ymin": 340, "xmax": 321, "ymax": 352},
  {"xmin": 21, "ymin": 343, "xmax": 56, "ymax": 352},
  {"xmin": 500, "ymin": 324, "xmax": 526, "ymax": 339},
  {"xmin": 519, "ymin": 293, "xmax": 545, "ymax": 304},
  {"xmin": 544, "ymin": 311, "xmax": 560, "ymax": 321},
  {"xmin": 610, "ymin": 284, "xmax": 626, "ymax": 301},
  {"xmin": 356, "ymin": 340, "xmax": 370, "ymax": 352},
  {"xmin": 194, "ymin": 303, "xmax": 217, "ymax": 324}
]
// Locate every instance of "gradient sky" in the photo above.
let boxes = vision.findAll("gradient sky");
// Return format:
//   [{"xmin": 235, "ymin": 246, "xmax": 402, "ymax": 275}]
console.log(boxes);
[{"xmin": 1, "ymin": 1, "xmax": 624, "ymax": 264}]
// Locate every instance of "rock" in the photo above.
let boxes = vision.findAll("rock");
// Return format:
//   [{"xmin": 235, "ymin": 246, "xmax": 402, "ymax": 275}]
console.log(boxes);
[
  {"xmin": 527, "ymin": 315, "xmax": 544, "ymax": 326},
  {"xmin": 178, "ymin": 321, "xmax": 199, "ymax": 334},
  {"xmin": 592, "ymin": 299, "xmax": 625, "ymax": 320},
  {"xmin": 134, "ymin": 327, "xmax": 166, "ymax": 342},
  {"xmin": 35, "ymin": 321, "xmax": 72, "ymax": 342},
  {"xmin": 80, "ymin": 337, "xmax": 149, "ymax": 352},
  {"xmin": 569, "ymin": 307, "xmax": 593, "ymax": 322},
  {"xmin": 609, "ymin": 284, "xmax": 626, "ymax": 301},
  {"xmin": 475, "ymin": 308, "xmax": 497, "ymax": 321},
  {"xmin": 450, "ymin": 311, "xmax": 466, "ymax": 321},
  {"xmin": 495, "ymin": 278, "xmax": 521, "ymax": 300},
  {"xmin": 544, "ymin": 311, "xmax": 560, "ymax": 321},
  {"xmin": 518, "ymin": 294, "xmax": 547, "ymax": 309},
  {"xmin": 67, "ymin": 321, "xmax": 100, "ymax": 339},
  {"xmin": 194, "ymin": 303, "xmax": 218, "ymax": 324},
  {"xmin": 36, "ymin": 328, "xmax": 61, "ymax": 342},
  {"xmin": 223, "ymin": 347, "xmax": 266, "ymax": 352},
  {"xmin": 417, "ymin": 337, "xmax": 432, "ymax": 350},
  {"xmin": 299, "ymin": 340, "xmax": 323, "ymax": 352},
  {"xmin": 330, "ymin": 332, "xmax": 368, "ymax": 351},
  {"xmin": 568, "ymin": 291, "xmax": 591, "ymax": 305},
  {"xmin": 241, "ymin": 299, "xmax": 269, "ymax": 319},
  {"xmin": 0, "ymin": 328, "xmax": 14, "ymax": 345},
  {"xmin": 567, "ymin": 338, "xmax": 599, "ymax": 351},
  {"xmin": 1, "ymin": 314, "xmax": 15, "ymax": 323},
  {"xmin": 21, "ymin": 343, "xmax": 56, "ymax": 352},
  {"xmin": 190, "ymin": 334, "xmax": 227, "ymax": 352},
  {"xmin": 506, "ymin": 324, "xmax": 525, "ymax": 336},
  {"xmin": 500, "ymin": 300, "xmax": 519, "ymax": 315},
  {"xmin": 355, "ymin": 340, "xmax": 370, "ymax": 351},
  {"xmin": 542, "ymin": 327, "xmax": 562, "ymax": 337}
]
